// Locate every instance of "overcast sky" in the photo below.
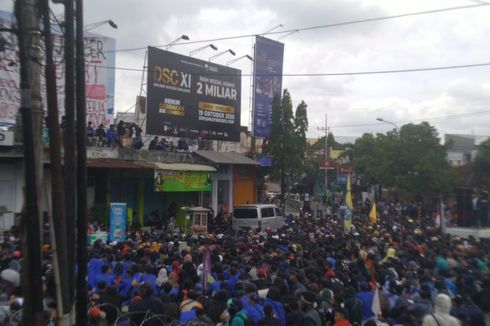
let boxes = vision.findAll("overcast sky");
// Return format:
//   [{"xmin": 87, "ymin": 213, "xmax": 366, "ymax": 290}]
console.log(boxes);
[{"xmin": 2, "ymin": 0, "xmax": 490, "ymax": 140}]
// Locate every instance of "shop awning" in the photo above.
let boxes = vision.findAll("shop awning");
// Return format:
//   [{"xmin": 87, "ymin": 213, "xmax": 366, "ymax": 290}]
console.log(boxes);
[
  {"xmin": 137, "ymin": 161, "xmax": 216, "ymax": 172},
  {"xmin": 195, "ymin": 151, "xmax": 258, "ymax": 165}
]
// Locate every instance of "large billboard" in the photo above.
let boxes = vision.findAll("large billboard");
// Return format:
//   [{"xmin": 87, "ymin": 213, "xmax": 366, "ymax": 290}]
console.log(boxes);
[
  {"xmin": 0, "ymin": 11, "xmax": 116, "ymax": 126},
  {"xmin": 252, "ymin": 36, "xmax": 284, "ymax": 138},
  {"xmin": 146, "ymin": 46, "xmax": 241, "ymax": 141}
]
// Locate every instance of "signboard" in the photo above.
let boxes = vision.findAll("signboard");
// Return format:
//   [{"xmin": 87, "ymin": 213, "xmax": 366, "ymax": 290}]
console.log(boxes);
[
  {"xmin": 154, "ymin": 171, "xmax": 211, "ymax": 192},
  {"xmin": 258, "ymin": 155, "xmax": 273, "ymax": 167},
  {"xmin": 0, "ymin": 130, "xmax": 14, "ymax": 146},
  {"xmin": 319, "ymin": 160, "xmax": 336, "ymax": 170},
  {"xmin": 338, "ymin": 166, "xmax": 352, "ymax": 174},
  {"xmin": 146, "ymin": 47, "xmax": 241, "ymax": 141},
  {"xmin": 109, "ymin": 203, "xmax": 127, "ymax": 241},
  {"xmin": 252, "ymin": 36, "xmax": 284, "ymax": 138},
  {"xmin": 0, "ymin": 11, "xmax": 116, "ymax": 127},
  {"xmin": 337, "ymin": 173, "xmax": 348, "ymax": 185}
]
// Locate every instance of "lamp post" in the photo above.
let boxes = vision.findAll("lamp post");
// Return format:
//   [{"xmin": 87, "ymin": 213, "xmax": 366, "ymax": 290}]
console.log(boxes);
[
  {"xmin": 226, "ymin": 54, "xmax": 252, "ymax": 66},
  {"xmin": 262, "ymin": 24, "xmax": 283, "ymax": 35},
  {"xmin": 165, "ymin": 34, "xmax": 190, "ymax": 50},
  {"xmin": 209, "ymin": 49, "xmax": 235, "ymax": 62},
  {"xmin": 84, "ymin": 19, "xmax": 117, "ymax": 31},
  {"xmin": 376, "ymin": 117, "xmax": 399, "ymax": 131},
  {"xmin": 189, "ymin": 44, "xmax": 217, "ymax": 57}
]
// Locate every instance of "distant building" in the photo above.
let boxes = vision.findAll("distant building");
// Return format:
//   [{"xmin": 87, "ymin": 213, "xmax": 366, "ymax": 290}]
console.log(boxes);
[
  {"xmin": 445, "ymin": 134, "xmax": 488, "ymax": 166},
  {"xmin": 115, "ymin": 112, "xmax": 136, "ymax": 124}
]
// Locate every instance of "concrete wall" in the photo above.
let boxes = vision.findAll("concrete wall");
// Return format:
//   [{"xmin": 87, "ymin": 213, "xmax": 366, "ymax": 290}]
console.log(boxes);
[
  {"xmin": 87, "ymin": 147, "xmax": 203, "ymax": 164},
  {"xmin": 0, "ymin": 163, "xmax": 23, "ymax": 230}
]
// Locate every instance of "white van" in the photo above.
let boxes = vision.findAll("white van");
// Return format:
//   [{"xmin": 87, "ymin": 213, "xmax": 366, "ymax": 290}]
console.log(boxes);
[{"xmin": 231, "ymin": 204, "xmax": 285, "ymax": 231}]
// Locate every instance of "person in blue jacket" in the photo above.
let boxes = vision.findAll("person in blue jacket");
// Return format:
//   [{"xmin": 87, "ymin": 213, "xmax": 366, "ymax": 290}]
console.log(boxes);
[
  {"xmin": 263, "ymin": 287, "xmax": 286, "ymax": 325},
  {"xmin": 245, "ymin": 294, "xmax": 264, "ymax": 324},
  {"xmin": 94, "ymin": 265, "xmax": 115, "ymax": 291}
]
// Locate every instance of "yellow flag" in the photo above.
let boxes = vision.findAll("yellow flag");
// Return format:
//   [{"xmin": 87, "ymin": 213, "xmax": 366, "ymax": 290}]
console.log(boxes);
[
  {"xmin": 369, "ymin": 203, "xmax": 377, "ymax": 224},
  {"xmin": 345, "ymin": 174, "xmax": 353, "ymax": 210}
]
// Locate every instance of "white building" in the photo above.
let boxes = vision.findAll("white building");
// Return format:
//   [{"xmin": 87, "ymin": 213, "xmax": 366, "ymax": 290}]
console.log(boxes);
[{"xmin": 445, "ymin": 134, "xmax": 489, "ymax": 167}]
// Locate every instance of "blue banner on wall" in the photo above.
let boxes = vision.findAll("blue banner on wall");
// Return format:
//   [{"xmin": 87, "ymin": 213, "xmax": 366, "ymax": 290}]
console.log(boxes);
[
  {"xmin": 337, "ymin": 173, "xmax": 348, "ymax": 185},
  {"xmin": 109, "ymin": 203, "xmax": 127, "ymax": 241},
  {"xmin": 252, "ymin": 36, "xmax": 284, "ymax": 138}
]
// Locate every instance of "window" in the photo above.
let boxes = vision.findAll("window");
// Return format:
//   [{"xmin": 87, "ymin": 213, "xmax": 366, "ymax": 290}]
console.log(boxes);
[
  {"xmin": 274, "ymin": 208, "xmax": 282, "ymax": 217},
  {"xmin": 233, "ymin": 208, "xmax": 258, "ymax": 219},
  {"xmin": 261, "ymin": 207, "xmax": 275, "ymax": 218}
]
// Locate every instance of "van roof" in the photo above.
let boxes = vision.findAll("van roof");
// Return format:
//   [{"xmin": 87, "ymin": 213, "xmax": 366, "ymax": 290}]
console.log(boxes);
[{"xmin": 233, "ymin": 204, "xmax": 278, "ymax": 208}]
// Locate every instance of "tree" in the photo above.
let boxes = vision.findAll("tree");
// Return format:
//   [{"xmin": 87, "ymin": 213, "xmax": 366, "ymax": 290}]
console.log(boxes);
[
  {"xmin": 473, "ymin": 138, "xmax": 490, "ymax": 186},
  {"xmin": 352, "ymin": 122, "xmax": 461, "ymax": 197},
  {"xmin": 292, "ymin": 100, "xmax": 308, "ymax": 178},
  {"xmin": 267, "ymin": 89, "xmax": 308, "ymax": 197}
]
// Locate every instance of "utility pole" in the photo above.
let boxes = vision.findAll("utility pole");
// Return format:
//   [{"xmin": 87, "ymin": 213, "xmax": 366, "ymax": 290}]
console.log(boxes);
[
  {"xmin": 63, "ymin": 0, "xmax": 77, "ymax": 316},
  {"xmin": 15, "ymin": 0, "xmax": 44, "ymax": 324},
  {"xmin": 39, "ymin": 0, "xmax": 70, "ymax": 323},
  {"xmin": 317, "ymin": 114, "xmax": 329, "ymax": 193},
  {"xmin": 75, "ymin": 0, "xmax": 89, "ymax": 324}
]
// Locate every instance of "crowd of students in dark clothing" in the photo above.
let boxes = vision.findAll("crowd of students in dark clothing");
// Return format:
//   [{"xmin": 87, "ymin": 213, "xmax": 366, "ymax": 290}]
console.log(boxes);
[
  {"xmin": 2, "ymin": 201, "xmax": 490, "ymax": 325},
  {"xmin": 86, "ymin": 120, "xmax": 144, "ymax": 149},
  {"xmin": 79, "ymin": 202, "xmax": 490, "ymax": 326},
  {"xmin": 85, "ymin": 120, "xmax": 209, "ymax": 153}
]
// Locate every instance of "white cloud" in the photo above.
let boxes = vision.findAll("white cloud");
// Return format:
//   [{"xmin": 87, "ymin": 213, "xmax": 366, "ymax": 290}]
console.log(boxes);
[{"xmin": 2, "ymin": 0, "xmax": 490, "ymax": 139}]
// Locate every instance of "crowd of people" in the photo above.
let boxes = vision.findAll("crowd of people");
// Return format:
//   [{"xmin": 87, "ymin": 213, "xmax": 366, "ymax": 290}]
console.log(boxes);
[
  {"xmin": 1, "ymin": 200, "xmax": 490, "ymax": 326},
  {"xmin": 86, "ymin": 120, "xmax": 144, "ymax": 149},
  {"xmin": 85, "ymin": 120, "xmax": 210, "ymax": 152}
]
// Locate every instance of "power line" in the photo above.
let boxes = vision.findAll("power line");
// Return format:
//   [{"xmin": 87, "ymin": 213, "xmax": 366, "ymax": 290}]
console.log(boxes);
[
  {"xmin": 105, "ymin": 3, "xmax": 489, "ymax": 54},
  {"xmin": 328, "ymin": 109, "xmax": 490, "ymax": 128},
  {"xmin": 87, "ymin": 61, "xmax": 490, "ymax": 76}
]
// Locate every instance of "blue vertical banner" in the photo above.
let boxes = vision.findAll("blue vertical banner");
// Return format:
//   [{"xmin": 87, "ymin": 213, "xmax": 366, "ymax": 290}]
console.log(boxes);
[
  {"xmin": 253, "ymin": 36, "xmax": 284, "ymax": 138},
  {"xmin": 109, "ymin": 203, "xmax": 127, "ymax": 241}
]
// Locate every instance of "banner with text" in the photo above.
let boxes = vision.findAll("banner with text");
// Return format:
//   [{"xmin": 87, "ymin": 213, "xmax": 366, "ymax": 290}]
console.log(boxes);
[
  {"xmin": 154, "ymin": 170, "xmax": 212, "ymax": 192},
  {"xmin": 109, "ymin": 203, "xmax": 127, "ymax": 241},
  {"xmin": 146, "ymin": 47, "xmax": 241, "ymax": 141},
  {"xmin": 0, "ymin": 11, "xmax": 116, "ymax": 127},
  {"xmin": 252, "ymin": 36, "xmax": 284, "ymax": 138}
]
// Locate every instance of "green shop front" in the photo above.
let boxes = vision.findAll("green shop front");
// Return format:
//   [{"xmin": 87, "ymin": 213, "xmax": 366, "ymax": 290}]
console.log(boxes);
[{"xmin": 87, "ymin": 160, "xmax": 216, "ymax": 229}]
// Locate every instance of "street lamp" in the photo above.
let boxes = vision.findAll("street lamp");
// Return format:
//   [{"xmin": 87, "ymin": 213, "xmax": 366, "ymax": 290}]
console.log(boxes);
[
  {"xmin": 376, "ymin": 117, "xmax": 399, "ymax": 131},
  {"xmin": 84, "ymin": 19, "xmax": 118, "ymax": 31},
  {"xmin": 209, "ymin": 49, "xmax": 235, "ymax": 62},
  {"xmin": 189, "ymin": 44, "xmax": 218, "ymax": 57},
  {"xmin": 165, "ymin": 34, "xmax": 190, "ymax": 50},
  {"xmin": 262, "ymin": 24, "xmax": 283, "ymax": 35},
  {"xmin": 226, "ymin": 54, "xmax": 252, "ymax": 66}
]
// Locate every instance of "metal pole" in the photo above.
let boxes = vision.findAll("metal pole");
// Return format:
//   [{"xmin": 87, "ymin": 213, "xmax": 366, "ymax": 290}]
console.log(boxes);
[
  {"xmin": 324, "ymin": 114, "xmax": 328, "ymax": 192},
  {"xmin": 75, "ymin": 0, "xmax": 88, "ymax": 323},
  {"xmin": 139, "ymin": 50, "xmax": 147, "ymax": 98},
  {"xmin": 250, "ymin": 39, "xmax": 255, "ymax": 154},
  {"xmin": 64, "ymin": 0, "xmax": 76, "ymax": 315},
  {"xmin": 441, "ymin": 196, "xmax": 446, "ymax": 234},
  {"xmin": 39, "ymin": 0, "xmax": 69, "ymax": 321},
  {"xmin": 15, "ymin": 0, "xmax": 43, "ymax": 324}
]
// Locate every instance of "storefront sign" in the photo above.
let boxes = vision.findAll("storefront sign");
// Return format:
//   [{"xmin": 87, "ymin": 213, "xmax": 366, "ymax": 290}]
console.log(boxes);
[
  {"xmin": 154, "ymin": 171, "xmax": 211, "ymax": 192},
  {"xmin": 109, "ymin": 203, "xmax": 127, "ymax": 241}
]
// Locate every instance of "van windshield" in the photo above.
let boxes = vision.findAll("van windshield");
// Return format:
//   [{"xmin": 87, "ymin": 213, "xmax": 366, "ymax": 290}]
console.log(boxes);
[{"xmin": 233, "ymin": 208, "xmax": 258, "ymax": 219}]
